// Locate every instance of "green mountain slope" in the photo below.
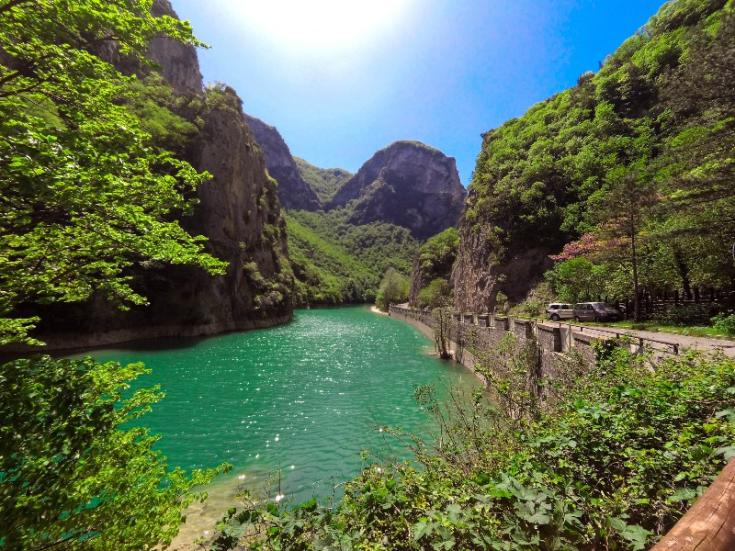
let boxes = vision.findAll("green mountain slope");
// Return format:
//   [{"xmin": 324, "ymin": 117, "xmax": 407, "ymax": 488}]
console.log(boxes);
[
  {"xmin": 454, "ymin": 0, "xmax": 735, "ymax": 312},
  {"xmin": 294, "ymin": 157, "xmax": 352, "ymax": 204},
  {"xmin": 286, "ymin": 210, "xmax": 419, "ymax": 305}
]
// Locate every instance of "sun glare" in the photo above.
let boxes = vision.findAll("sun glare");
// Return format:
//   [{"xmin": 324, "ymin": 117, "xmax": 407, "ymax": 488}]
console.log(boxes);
[{"xmin": 225, "ymin": 0, "xmax": 414, "ymax": 52}]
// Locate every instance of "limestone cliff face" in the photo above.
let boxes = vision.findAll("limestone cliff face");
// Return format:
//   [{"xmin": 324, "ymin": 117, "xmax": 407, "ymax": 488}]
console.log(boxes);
[
  {"xmin": 451, "ymin": 207, "xmax": 552, "ymax": 314},
  {"xmin": 149, "ymin": 0, "xmax": 203, "ymax": 95},
  {"xmin": 408, "ymin": 257, "xmax": 424, "ymax": 307},
  {"xmin": 244, "ymin": 114, "xmax": 321, "ymax": 211},
  {"xmin": 329, "ymin": 141, "xmax": 466, "ymax": 240},
  {"xmin": 26, "ymin": 1, "xmax": 293, "ymax": 349}
]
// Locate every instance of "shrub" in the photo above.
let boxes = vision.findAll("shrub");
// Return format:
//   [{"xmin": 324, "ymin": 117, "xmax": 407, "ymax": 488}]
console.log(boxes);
[
  {"xmin": 375, "ymin": 268, "xmax": 409, "ymax": 311},
  {"xmin": 0, "ymin": 356, "xmax": 225, "ymax": 550},
  {"xmin": 656, "ymin": 303, "xmax": 721, "ymax": 325},
  {"xmin": 417, "ymin": 278, "xmax": 451, "ymax": 310},
  {"xmin": 212, "ymin": 349, "xmax": 735, "ymax": 550},
  {"xmin": 712, "ymin": 312, "xmax": 735, "ymax": 335}
]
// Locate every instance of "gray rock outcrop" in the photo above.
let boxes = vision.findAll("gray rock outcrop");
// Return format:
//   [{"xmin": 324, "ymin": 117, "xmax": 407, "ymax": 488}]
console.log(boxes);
[
  {"xmin": 328, "ymin": 141, "xmax": 466, "ymax": 240},
  {"xmin": 244, "ymin": 114, "xmax": 321, "ymax": 211}
]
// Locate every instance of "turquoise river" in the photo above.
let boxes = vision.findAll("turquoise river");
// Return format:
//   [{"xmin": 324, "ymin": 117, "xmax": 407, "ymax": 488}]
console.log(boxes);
[{"xmin": 79, "ymin": 306, "xmax": 480, "ymax": 546}]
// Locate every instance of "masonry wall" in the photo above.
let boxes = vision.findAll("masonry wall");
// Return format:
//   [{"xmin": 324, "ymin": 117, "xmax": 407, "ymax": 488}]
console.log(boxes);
[{"xmin": 389, "ymin": 305, "xmax": 618, "ymax": 403}]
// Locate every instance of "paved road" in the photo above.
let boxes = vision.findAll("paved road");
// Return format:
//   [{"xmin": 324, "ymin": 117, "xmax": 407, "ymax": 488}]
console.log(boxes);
[{"xmin": 564, "ymin": 323, "xmax": 735, "ymax": 357}]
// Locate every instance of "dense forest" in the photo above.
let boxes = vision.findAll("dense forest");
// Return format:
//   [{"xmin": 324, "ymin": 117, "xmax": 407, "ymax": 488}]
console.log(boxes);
[
  {"xmin": 454, "ymin": 0, "xmax": 735, "ymax": 321},
  {"xmin": 286, "ymin": 209, "xmax": 418, "ymax": 305}
]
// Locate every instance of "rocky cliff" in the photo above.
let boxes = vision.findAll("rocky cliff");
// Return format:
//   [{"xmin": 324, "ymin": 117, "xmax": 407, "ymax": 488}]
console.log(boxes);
[
  {"xmin": 27, "ymin": 0, "xmax": 293, "ymax": 349},
  {"xmin": 451, "ymin": 220, "xmax": 552, "ymax": 312},
  {"xmin": 149, "ymin": 0, "xmax": 203, "ymax": 95},
  {"xmin": 244, "ymin": 114, "xmax": 322, "ymax": 211},
  {"xmin": 328, "ymin": 141, "xmax": 466, "ymax": 240}
]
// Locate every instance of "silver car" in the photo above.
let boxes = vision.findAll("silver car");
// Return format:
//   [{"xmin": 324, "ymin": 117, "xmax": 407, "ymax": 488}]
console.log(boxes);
[{"xmin": 547, "ymin": 303, "xmax": 574, "ymax": 321}]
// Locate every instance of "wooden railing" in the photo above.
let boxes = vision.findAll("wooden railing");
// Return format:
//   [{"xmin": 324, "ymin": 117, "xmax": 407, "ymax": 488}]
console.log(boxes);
[{"xmin": 651, "ymin": 458, "xmax": 735, "ymax": 551}]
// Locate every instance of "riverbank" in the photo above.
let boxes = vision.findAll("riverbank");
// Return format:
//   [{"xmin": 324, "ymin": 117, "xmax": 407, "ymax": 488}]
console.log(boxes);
[
  {"xmin": 388, "ymin": 306, "xmax": 489, "ymax": 386},
  {"xmin": 370, "ymin": 305, "xmax": 388, "ymax": 316},
  {"xmin": 3, "ymin": 311, "xmax": 294, "ymax": 355}
]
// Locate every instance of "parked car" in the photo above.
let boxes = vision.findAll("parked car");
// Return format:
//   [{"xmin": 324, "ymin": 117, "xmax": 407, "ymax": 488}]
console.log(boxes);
[
  {"xmin": 546, "ymin": 303, "xmax": 574, "ymax": 321},
  {"xmin": 573, "ymin": 302, "xmax": 622, "ymax": 322}
]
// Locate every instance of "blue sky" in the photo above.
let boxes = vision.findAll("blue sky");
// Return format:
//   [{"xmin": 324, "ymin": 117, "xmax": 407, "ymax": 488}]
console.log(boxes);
[{"xmin": 174, "ymin": 0, "xmax": 665, "ymax": 185}]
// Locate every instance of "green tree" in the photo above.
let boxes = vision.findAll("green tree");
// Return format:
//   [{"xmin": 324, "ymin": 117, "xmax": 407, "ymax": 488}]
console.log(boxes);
[
  {"xmin": 0, "ymin": 356, "xmax": 226, "ymax": 550},
  {"xmin": 0, "ymin": 1, "xmax": 229, "ymax": 547},
  {"xmin": 417, "ymin": 278, "xmax": 452, "ymax": 310},
  {"xmin": 375, "ymin": 268, "xmax": 409, "ymax": 311},
  {"xmin": 545, "ymin": 257, "xmax": 604, "ymax": 304},
  {"xmin": 418, "ymin": 228, "xmax": 460, "ymax": 279},
  {"xmin": 591, "ymin": 168, "xmax": 657, "ymax": 320},
  {"xmin": 0, "ymin": 0, "xmax": 226, "ymax": 344}
]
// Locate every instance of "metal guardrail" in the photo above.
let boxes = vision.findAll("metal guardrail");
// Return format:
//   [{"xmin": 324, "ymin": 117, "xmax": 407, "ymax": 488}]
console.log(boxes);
[{"xmin": 390, "ymin": 306, "xmax": 685, "ymax": 356}]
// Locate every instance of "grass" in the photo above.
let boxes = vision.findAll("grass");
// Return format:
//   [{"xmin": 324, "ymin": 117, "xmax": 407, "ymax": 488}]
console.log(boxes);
[{"xmin": 583, "ymin": 320, "xmax": 734, "ymax": 340}]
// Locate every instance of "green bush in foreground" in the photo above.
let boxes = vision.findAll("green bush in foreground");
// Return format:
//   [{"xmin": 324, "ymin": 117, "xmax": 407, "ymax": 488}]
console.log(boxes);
[
  {"xmin": 215, "ymin": 348, "xmax": 735, "ymax": 550},
  {"xmin": 0, "ymin": 356, "xmax": 226, "ymax": 550}
]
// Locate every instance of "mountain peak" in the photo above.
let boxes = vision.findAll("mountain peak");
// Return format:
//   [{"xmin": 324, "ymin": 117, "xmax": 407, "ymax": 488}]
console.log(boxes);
[{"xmin": 328, "ymin": 140, "xmax": 466, "ymax": 239}]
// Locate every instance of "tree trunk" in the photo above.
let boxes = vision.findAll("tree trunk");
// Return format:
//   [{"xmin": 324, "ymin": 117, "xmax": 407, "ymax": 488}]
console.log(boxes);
[
  {"xmin": 674, "ymin": 247, "xmax": 692, "ymax": 300},
  {"xmin": 630, "ymin": 216, "xmax": 641, "ymax": 321}
]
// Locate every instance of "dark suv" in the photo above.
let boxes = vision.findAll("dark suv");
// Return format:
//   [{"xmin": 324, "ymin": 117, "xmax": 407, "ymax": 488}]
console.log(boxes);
[{"xmin": 573, "ymin": 302, "xmax": 622, "ymax": 322}]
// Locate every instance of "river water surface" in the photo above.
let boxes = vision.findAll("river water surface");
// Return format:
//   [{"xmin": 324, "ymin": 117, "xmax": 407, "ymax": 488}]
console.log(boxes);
[{"xmin": 82, "ymin": 306, "xmax": 479, "ymax": 546}]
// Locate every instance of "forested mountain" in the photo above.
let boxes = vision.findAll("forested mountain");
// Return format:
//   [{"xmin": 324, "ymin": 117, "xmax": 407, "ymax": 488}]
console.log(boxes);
[
  {"xmin": 240, "ymin": 121, "xmax": 448, "ymax": 306},
  {"xmin": 295, "ymin": 157, "xmax": 353, "ymax": 204},
  {"xmin": 287, "ymin": 210, "xmax": 418, "ymax": 305},
  {"xmin": 452, "ymin": 0, "xmax": 735, "ymax": 314}
]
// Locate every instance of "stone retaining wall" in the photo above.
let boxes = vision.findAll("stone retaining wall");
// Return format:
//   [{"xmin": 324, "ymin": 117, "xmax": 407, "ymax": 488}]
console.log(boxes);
[{"xmin": 389, "ymin": 305, "xmax": 616, "ymax": 403}]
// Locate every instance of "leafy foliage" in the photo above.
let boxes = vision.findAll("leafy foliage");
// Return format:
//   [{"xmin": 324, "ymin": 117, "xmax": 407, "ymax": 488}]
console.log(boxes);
[
  {"xmin": 417, "ymin": 278, "xmax": 452, "ymax": 310},
  {"xmin": 411, "ymin": 227, "xmax": 460, "ymax": 308},
  {"xmin": 0, "ymin": 2, "xmax": 233, "ymax": 547},
  {"xmin": 212, "ymin": 347, "xmax": 735, "ymax": 550},
  {"xmin": 0, "ymin": 0, "xmax": 227, "ymax": 344},
  {"xmin": 375, "ymin": 268, "xmax": 410, "ymax": 312},
  {"xmin": 418, "ymin": 228, "xmax": 460, "ymax": 277},
  {"xmin": 0, "ymin": 355, "xmax": 226, "ymax": 550},
  {"xmin": 545, "ymin": 257, "xmax": 607, "ymax": 304},
  {"xmin": 465, "ymin": 0, "xmax": 735, "ymax": 310},
  {"xmin": 712, "ymin": 312, "xmax": 735, "ymax": 335}
]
